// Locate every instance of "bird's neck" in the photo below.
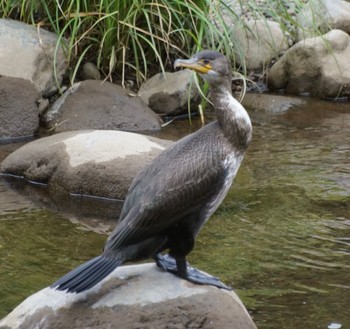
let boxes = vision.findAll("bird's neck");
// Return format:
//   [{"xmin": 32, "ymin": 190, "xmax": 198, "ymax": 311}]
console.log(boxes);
[{"xmin": 210, "ymin": 85, "xmax": 252, "ymax": 152}]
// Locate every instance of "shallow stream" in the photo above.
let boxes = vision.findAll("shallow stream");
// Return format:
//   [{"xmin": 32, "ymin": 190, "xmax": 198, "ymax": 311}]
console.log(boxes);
[{"xmin": 0, "ymin": 95, "xmax": 349, "ymax": 328}]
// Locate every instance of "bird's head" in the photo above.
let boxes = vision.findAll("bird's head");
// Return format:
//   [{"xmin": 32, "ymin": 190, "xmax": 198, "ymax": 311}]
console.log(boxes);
[{"xmin": 174, "ymin": 50, "xmax": 232, "ymax": 86}]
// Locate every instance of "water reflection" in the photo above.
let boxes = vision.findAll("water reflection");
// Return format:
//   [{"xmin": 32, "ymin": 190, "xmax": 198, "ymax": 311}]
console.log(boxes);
[
  {"xmin": 1, "ymin": 177, "xmax": 122, "ymax": 234},
  {"xmin": 190, "ymin": 97, "xmax": 350, "ymax": 328},
  {"xmin": 0, "ymin": 95, "xmax": 349, "ymax": 328},
  {"xmin": 0, "ymin": 207, "xmax": 106, "ymax": 317}
]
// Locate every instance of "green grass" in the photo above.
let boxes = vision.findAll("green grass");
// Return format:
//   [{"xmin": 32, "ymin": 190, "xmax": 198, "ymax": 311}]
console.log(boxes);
[
  {"xmin": 0, "ymin": 0, "xmax": 235, "ymax": 86},
  {"xmin": 0, "ymin": 0, "xmax": 323, "ymax": 87}
]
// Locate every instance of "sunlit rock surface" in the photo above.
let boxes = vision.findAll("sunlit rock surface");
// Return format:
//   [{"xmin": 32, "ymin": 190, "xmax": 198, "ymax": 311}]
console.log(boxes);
[
  {"xmin": 138, "ymin": 70, "xmax": 199, "ymax": 115},
  {"xmin": 0, "ymin": 263, "xmax": 257, "ymax": 329},
  {"xmin": 0, "ymin": 130, "xmax": 172, "ymax": 199},
  {"xmin": 268, "ymin": 29, "xmax": 350, "ymax": 98},
  {"xmin": 297, "ymin": 0, "xmax": 350, "ymax": 39},
  {"xmin": 0, "ymin": 19, "xmax": 67, "ymax": 96},
  {"xmin": 233, "ymin": 20, "xmax": 289, "ymax": 70}
]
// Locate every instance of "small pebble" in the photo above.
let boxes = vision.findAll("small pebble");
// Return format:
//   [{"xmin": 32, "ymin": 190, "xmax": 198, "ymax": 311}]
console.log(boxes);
[
  {"xmin": 81, "ymin": 62, "xmax": 101, "ymax": 80},
  {"xmin": 328, "ymin": 323, "xmax": 342, "ymax": 329}
]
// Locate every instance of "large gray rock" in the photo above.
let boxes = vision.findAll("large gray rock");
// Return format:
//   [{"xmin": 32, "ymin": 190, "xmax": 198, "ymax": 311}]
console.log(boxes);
[
  {"xmin": 0, "ymin": 19, "xmax": 67, "ymax": 95},
  {"xmin": 268, "ymin": 29, "xmax": 350, "ymax": 98},
  {"xmin": 0, "ymin": 77, "xmax": 40, "ymax": 140},
  {"xmin": 233, "ymin": 20, "xmax": 289, "ymax": 70},
  {"xmin": 297, "ymin": 0, "xmax": 350, "ymax": 39},
  {"xmin": 0, "ymin": 130, "xmax": 172, "ymax": 199},
  {"xmin": 43, "ymin": 80, "xmax": 163, "ymax": 133},
  {"xmin": 138, "ymin": 70, "xmax": 199, "ymax": 115},
  {"xmin": 0, "ymin": 263, "xmax": 257, "ymax": 329}
]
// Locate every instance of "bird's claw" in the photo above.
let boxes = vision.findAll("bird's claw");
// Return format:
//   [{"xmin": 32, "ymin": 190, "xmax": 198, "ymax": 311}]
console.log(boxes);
[{"xmin": 154, "ymin": 253, "xmax": 231, "ymax": 290}]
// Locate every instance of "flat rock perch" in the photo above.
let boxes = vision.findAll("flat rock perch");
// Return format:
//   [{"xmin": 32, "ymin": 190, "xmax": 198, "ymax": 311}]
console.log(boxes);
[
  {"xmin": 0, "ymin": 130, "xmax": 173, "ymax": 199},
  {"xmin": 0, "ymin": 263, "xmax": 257, "ymax": 329}
]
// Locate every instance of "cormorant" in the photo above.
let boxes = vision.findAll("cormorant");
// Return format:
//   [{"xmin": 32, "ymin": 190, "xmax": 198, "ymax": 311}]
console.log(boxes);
[{"xmin": 52, "ymin": 50, "xmax": 252, "ymax": 293}]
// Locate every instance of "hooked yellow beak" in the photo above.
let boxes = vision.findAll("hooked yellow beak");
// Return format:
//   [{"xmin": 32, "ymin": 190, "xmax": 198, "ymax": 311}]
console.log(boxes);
[{"xmin": 174, "ymin": 57, "xmax": 212, "ymax": 74}]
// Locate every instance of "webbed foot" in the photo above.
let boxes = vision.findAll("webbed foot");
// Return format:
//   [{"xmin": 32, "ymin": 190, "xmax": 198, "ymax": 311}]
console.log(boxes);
[{"xmin": 154, "ymin": 253, "xmax": 231, "ymax": 290}]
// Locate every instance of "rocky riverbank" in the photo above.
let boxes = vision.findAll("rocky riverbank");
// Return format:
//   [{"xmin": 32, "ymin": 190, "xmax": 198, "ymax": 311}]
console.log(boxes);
[{"xmin": 1, "ymin": 0, "xmax": 350, "ymax": 140}]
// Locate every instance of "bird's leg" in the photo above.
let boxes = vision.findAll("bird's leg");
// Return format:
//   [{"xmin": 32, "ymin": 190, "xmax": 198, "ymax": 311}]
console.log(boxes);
[
  {"xmin": 154, "ymin": 253, "xmax": 231, "ymax": 290},
  {"xmin": 154, "ymin": 253, "xmax": 180, "ymax": 272}
]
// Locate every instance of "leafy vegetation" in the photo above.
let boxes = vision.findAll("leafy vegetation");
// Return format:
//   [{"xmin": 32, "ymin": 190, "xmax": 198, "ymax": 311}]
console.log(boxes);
[
  {"xmin": 0, "ymin": 0, "xmax": 320, "ymax": 86},
  {"xmin": 0, "ymin": 0, "xmax": 234, "ymax": 85}
]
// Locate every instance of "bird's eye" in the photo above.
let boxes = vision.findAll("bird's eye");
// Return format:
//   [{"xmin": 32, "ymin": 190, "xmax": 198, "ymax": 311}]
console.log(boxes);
[{"xmin": 202, "ymin": 59, "xmax": 210, "ymax": 65}]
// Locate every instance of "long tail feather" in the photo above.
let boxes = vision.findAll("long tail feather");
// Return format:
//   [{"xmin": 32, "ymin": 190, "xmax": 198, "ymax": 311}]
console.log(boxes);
[{"xmin": 51, "ymin": 256, "xmax": 122, "ymax": 293}]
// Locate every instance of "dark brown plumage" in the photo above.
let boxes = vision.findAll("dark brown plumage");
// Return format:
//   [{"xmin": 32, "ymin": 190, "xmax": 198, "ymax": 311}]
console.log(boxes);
[{"xmin": 52, "ymin": 50, "xmax": 252, "ymax": 293}]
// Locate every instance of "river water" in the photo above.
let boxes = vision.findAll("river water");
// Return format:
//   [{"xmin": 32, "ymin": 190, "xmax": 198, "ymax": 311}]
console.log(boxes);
[{"xmin": 0, "ymin": 95, "xmax": 349, "ymax": 328}]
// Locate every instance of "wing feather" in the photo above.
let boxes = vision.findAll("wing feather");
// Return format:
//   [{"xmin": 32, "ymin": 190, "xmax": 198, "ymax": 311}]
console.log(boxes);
[{"xmin": 105, "ymin": 123, "xmax": 232, "ymax": 250}]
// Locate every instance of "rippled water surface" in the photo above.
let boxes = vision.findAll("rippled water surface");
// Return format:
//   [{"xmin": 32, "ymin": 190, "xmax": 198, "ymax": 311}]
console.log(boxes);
[{"xmin": 0, "ymin": 96, "xmax": 349, "ymax": 328}]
